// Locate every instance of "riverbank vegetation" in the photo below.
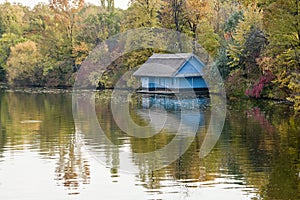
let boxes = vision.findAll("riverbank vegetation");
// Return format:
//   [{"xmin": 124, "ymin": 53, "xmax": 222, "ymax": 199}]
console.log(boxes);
[{"xmin": 0, "ymin": 0, "xmax": 299, "ymax": 111}]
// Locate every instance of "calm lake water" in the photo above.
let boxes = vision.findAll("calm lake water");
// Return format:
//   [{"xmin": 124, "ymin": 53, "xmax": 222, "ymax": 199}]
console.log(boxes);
[{"xmin": 0, "ymin": 89, "xmax": 299, "ymax": 200}]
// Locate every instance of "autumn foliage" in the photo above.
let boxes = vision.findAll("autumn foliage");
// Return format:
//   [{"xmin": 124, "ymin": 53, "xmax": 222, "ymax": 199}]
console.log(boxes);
[{"xmin": 0, "ymin": 0, "xmax": 299, "ymax": 111}]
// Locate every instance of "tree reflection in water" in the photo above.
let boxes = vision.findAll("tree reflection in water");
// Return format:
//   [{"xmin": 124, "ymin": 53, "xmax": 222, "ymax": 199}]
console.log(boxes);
[
  {"xmin": 55, "ymin": 134, "xmax": 90, "ymax": 195},
  {"xmin": 0, "ymin": 90, "xmax": 299, "ymax": 199},
  {"xmin": 91, "ymin": 91, "xmax": 215, "ymax": 189},
  {"xmin": 91, "ymin": 91, "xmax": 300, "ymax": 199},
  {"xmin": 0, "ymin": 91, "xmax": 91, "ymax": 194}
]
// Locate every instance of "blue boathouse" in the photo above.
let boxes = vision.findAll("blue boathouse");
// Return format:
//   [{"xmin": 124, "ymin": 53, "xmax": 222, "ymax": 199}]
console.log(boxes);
[{"xmin": 133, "ymin": 53, "xmax": 208, "ymax": 93}]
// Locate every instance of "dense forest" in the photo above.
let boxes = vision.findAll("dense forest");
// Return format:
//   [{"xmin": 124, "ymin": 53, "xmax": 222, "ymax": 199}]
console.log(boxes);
[{"xmin": 0, "ymin": 0, "xmax": 299, "ymax": 111}]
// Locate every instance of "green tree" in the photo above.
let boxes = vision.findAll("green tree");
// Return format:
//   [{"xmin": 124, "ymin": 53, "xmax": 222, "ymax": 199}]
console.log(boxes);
[
  {"xmin": 213, "ymin": 8, "xmax": 243, "ymax": 80},
  {"xmin": 100, "ymin": 0, "xmax": 115, "ymax": 12},
  {"xmin": 196, "ymin": 20, "xmax": 220, "ymax": 57},
  {"xmin": 227, "ymin": 4, "xmax": 263, "ymax": 70},
  {"xmin": 0, "ymin": 3, "xmax": 28, "ymax": 81},
  {"xmin": 210, "ymin": 0, "xmax": 240, "ymax": 33},
  {"xmin": 162, "ymin": 0, "xmax": 185, "ymax": 32},
  {"xmin": 0, "ymin": 33, "xmax": 26, "ymax": 81},
  {"xmin": 226, "ymin": 4, "xmax": 268, "ymax": 96},
  {"xmin": 123, "ymin": 0, "xmax": 162, "ymax": 29},
  {"xmin": 223, "ymin": 10, "xmax": 244, "ymax": 39},
  {"xmin": 183, "ymin": 0, "xmax": 220, "ymax": 55},
  {"xmin": 0, "ymin": 2, "xmax": 26, "ymax": 36},
  {"xmin": 81, "ymin": 9, "xmax": 121, "ymax": 44},
  {"xmin": 49, "ymin": 0, "xmax": 84, "ymax": 45},
  {"xmin": 262, "ymin": 0, "xmax": 300, "ymax": 111},
  {"xmin": 25, "ymin": 3, "xmax": 54, "ymax": 41},
  {"xmin": 39, "ymin": 0, "xmax": 85, "ymax": 86},
  {"xmin": 184, "ymin": 0, "xmax": 210, "ymax": 38}
]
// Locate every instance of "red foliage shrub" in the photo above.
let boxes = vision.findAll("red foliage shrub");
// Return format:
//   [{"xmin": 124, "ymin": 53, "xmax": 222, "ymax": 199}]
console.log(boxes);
[{"xmin": 246, "ymin": 71, "xmax": 275, "ymax": 98}]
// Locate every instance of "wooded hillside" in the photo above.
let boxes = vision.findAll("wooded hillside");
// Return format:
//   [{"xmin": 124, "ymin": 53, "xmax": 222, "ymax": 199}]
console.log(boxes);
[{"xmin": 0, "ymin": 0, "xmax": 299, "ymax": 111}]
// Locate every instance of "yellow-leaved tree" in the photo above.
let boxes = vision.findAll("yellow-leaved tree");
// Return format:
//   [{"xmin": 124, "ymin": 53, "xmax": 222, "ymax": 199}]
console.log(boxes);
[
  {"xmin": 6, "ymin": 41, "xmax": 43, "ymax": 86},
  {"xmin": 184, "ymin": 0, "xmax": 220, "ymax": 57},
  {"xmin": 226, "ymin": 3, "xmax": 268, "ymax": 97},
  {"xmin": 262, "ymin": 0, "xmax": 300, "ymax": 112}
]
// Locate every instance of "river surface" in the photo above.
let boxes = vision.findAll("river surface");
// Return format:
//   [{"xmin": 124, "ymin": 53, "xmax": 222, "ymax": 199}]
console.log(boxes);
[{"xmin": 0, "ymin": 89, "xmax": 299, "ymax": 200}]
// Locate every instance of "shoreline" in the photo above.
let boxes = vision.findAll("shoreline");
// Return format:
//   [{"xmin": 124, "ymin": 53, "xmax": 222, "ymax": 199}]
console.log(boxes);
[{"xmin": 0, "ymin": 83, "xmax": 292, "ymax": 105}]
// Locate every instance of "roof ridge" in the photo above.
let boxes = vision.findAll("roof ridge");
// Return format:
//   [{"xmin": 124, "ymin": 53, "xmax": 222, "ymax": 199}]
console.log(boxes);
[{"xmin": 151, "ymin": 53, "xmax": 193, "ymax": 59}]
